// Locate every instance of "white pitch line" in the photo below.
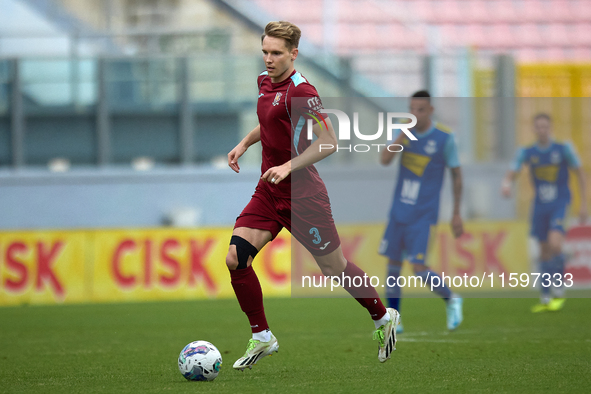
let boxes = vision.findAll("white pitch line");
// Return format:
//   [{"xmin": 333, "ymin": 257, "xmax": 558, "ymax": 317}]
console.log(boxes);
[{"xmin": 397, "ymin": 338, "xmax": 469, "ymax": 343}]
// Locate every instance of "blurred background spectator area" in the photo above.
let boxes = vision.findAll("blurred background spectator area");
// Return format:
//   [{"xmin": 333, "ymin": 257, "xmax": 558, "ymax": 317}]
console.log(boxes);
[{"xmin": 0, "ymin": 0, "xmax": 589, "ymax": 228}]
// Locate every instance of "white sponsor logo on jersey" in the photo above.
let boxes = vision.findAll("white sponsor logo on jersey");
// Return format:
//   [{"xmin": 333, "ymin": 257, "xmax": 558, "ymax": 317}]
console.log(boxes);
[
  {"xmin": 424, "ymin": 140, "xmax": 437, "ymax": 155},
  {"xmin": 400, "ymin": 179, "xmax": 421, "ymax": 205}
]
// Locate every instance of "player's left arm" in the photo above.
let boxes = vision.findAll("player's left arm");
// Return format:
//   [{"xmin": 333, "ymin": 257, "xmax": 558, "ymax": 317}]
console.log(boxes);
[
  {"xmin": 261, "ymin": 117, "xmax": 337, "ymax": 184},
  {"xmin": 565, "ymin": 142, "xmax": 588, "ymax": 223},
  {"xmin": 574, "ymin": 167, "xmax": 588, "ymax": 224},
  {"xmin": 450, "ymin": 167, "xmax": 464, "ymax": 238},
  {"xmin": 501, "ymin": 147, "xmax": 526, "ymax": 198},
  {"xmin": 445, "ymin": 133, "xmax": 463, "ymax": 238}
]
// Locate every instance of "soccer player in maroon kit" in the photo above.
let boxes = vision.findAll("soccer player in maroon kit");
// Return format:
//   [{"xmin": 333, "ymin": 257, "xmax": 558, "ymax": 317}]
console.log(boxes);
[{"xmin": 226, "ymin": 21, "xmax": 399, "ymax": 370}]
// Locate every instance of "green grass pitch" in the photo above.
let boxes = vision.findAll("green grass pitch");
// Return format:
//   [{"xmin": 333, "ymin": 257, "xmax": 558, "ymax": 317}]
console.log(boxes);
[{"xmin": 1, "ymin": 296, "xmax": 590, "ymax": 393}]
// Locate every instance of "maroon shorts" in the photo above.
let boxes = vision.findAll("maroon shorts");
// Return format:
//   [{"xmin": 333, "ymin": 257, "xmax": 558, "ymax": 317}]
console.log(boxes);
[{"xmin": 234, "ymin": 185, "xmax": 340, "ymax": 256}]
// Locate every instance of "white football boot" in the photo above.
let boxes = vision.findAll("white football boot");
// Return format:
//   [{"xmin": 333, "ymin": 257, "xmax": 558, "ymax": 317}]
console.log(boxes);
[
  {"xmin": 373, "ymin": 308, "xmax": 400, "ymax": 363},
  {"xmin": 233, "ymin": 334, "xmax": 279, "ymax": 371}
]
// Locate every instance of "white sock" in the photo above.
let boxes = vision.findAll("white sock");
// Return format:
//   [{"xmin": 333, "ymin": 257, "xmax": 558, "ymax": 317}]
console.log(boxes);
[
  {"xmin": 374, "ymin": 311, "xmax": 391, "ymax": 329},
  {"xmin": 252, "ymin": 329, "xmax": 272, "ymax": 342},
  {"xmin": 446, "ymin": 293, "xmax": 457, "ymax": 304},
  {"xmin": 552, "ymin": 287, "xmax": 565, "ymax": 298}
]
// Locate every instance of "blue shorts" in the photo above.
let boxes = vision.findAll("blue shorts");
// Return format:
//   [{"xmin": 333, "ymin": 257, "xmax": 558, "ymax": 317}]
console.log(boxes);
[
  {"xmin": 379, "ymin": 219, "xmax": 433, "ymax": 264},
  {"xmin": 531, "ymin": 201, "xmax": 568, "ymax": 242}
]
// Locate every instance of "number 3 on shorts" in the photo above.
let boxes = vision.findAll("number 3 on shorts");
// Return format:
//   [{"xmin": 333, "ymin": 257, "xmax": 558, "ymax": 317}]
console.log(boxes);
[{"xmin": 309, "ymin": 227, "xmax": 322, "ymax": 244}]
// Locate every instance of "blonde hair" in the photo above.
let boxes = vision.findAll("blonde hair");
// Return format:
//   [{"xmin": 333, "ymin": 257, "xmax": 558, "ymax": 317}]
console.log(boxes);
[{"xmin": 261, "ymin": 21, "xmax": 301, "ymax": 50}]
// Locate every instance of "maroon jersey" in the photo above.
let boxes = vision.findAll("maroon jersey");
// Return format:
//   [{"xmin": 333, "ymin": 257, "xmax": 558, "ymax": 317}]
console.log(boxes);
[{"xmin": 256, "ymin": 69, "xmax": 328, "ymax": 199}]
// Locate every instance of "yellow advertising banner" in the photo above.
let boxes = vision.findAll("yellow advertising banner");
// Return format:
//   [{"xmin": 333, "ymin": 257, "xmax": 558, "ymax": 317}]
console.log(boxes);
[
  {"xmin": 91, "ymin": 228, "xmax": 291, "ymax": 303},
  {"xmin": 0, "ymin": 222, "xmax": 532, "ymax": 306},
  {"xmin": 0, "ymin": 231, "xmax": 89, "ymax": 306},
  {"xmin": 427, "ymin": 221, "xmax": 530, "ymax": 294}
]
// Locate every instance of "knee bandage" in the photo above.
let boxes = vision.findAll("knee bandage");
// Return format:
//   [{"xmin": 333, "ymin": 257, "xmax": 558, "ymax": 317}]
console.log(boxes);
[{"xmin": 230, "ymin": 236, "xmax": 259, "ymax": 269}]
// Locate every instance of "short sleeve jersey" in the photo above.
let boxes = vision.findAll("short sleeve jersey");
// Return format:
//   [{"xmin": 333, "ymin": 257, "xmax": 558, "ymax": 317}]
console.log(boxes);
[
  {"xmin": 389, "ymin": 123, "xmax": 460, "ymax": 224},
  {"xmin": 511, "ymin": 141, "xmax": 581, "ymax": 205},
  {"xmin": 256, "ymin": 69, "xmax": 328, "ymax": 199}
]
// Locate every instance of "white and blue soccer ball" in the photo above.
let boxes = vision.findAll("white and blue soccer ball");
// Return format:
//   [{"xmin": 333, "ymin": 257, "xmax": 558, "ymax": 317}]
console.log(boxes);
[{"xmin": 178, "ymin": 340, "xmax": 222, "ymax": 381}]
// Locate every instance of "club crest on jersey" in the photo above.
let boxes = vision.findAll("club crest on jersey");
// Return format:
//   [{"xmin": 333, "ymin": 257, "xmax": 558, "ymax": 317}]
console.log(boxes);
[
  {"xmin": 424, "ymin": 140, "xmax": 437, "ymax": 155},
  {"xmin": 272, "ymin": 92, "xmax": 282, "ymax": 106},
  {"xmin": 307, "ymin": 96, "xmax": 322, "ymax": 112},
  {"xmin": 551, "ymin": 151, "xmax": 561, "ymax": 164}
]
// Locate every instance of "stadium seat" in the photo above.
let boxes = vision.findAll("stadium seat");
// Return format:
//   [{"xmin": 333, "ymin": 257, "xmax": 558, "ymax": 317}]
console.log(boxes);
[
  {"xmin": 521, "ymin": 0, "xmax": 547, "ymax": 23},
  {"xmin": 337, "ymin": 23, "xmax": 380, "ymax": 52},
  {"xmin": 387, "ymin": 23, "xmax": 425, "ymax": 50},
  {"xmin": 488, "ymin": 1, "xmax": 519, "ymax": 24},
  {"xmin": 546, "ymin": 24, "xmax": 571, "ymax": 47},
  {"xmin": 252, "ymin": 0, "xmax": 590, "ymax": 61},
  {"xmin": 335, "ymin": 0, "xmax": 358, "ymax": 23},
  {"xmin": 334, "ymin": 0, "xmax": 386, "ymax": 24},
  {"xmin": 412, "ymin": 0, "xmax": 436, "ymax": 23},
  {"xmin": 546, "ymin": 47, "xmax": 566, "ymax": 61},
  {"xmin": 360, "ymin": 0, "xmax": 392, "ymax": 24},
  {"xmin": 571, "ymin": 0, "xmax": 591, "ymax": 22},
  {"xmin": 515, "ymin": 48, "xmax": 539, "ymax": 63},
  {"xmin": 573, "ymin": 46, "xmax": 591, "ymax": 61},
  {"xmin": 297, "ymin": 23, "xmax": 323, "ymax": 44},
  {"xmin": 465, "ymin": 25, "xmax": 488, "ymax": 49},
  {"xmin": 516, "ymin": 24, "xmax": 544, "ymax": 48},
  {"xmin": 438, "ymin": 24, "xmax": 461, "ymax": 48},
  {"xmin": 572, "ymin": 24, "xmax": 591, "ymax": 46},
  {"xmin": 281, "ymin": 0, "xmax": 323, "ymax": 24},
  {"xmin": 464, "ymin": 0, "xmax": 490, "ymax": 24},
  {"xmin": 546, "ymin": 0, "xmax": 575, "ymax": 23},
  {"xmin": 434, "ymin": 0, "xmax": 464, "ymax": 24},
  {"xmin": 490, "ymin": 24, "xmax": 516, "ymax": 49}
]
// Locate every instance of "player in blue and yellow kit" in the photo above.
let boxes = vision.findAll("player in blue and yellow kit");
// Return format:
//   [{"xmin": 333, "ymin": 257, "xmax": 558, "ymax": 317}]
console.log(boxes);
[
  {"xmin": 502, "ymin": 113, "xmax": 587, "ymax": 312},
  {"xmin": 380, "ymin": 91, "xmax": 464, "ymax": 332}
]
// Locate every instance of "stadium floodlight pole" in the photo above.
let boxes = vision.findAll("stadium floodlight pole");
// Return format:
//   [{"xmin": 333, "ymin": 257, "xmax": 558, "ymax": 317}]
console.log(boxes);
[
  {"xmin": 10, "ymin": 59, "xmax": 24, "ymax": 168},
  {"xmin": 179, "ymin": 57, "xmax": 194, "ymax": 165},
  {"xmin": 495, "ymin": 54, "xmax": 516, "ymax": 161},
  {"xmin": 97, "ymin": 58, "xmax": 110, "ymax": 166}
]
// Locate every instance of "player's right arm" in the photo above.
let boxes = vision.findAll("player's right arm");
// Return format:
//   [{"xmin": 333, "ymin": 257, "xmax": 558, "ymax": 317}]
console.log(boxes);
[
  {"xmin": 501, "ymin": 170, "xmax": 519, "ymax": 198},
  {"xmin": 573, "ymin": 166, "xmax": 588, "ymax": 223},
  {"xmin": 228, "ymin": 124, "xmax": 261, "ymax": 173},
  {"xmin": 380, "ymin": 131, "xmax": 405, "ymax": 166},
  {"xmin": 501, "ymin": 147, "xmax": 526, "ymax": 198},
  {"xmin": 565, "ymin": 141, "xmax": 588, "ymax": 223}
]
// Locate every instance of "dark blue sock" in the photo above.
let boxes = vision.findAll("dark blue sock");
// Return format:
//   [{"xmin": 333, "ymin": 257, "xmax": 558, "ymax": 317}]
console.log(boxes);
[
  {"xmin": 539, "ymin": 259, "xmax": 553, "ymax": 297},
  {"xmin": 552, "ymin": 253, "xmax": 565, "ymax": 275},
  {"xmin": 416, "ymin": 270, "xmax": 452, "ymax": 301},
  {"xmin": 386, "ymin": 264, "xmax": 401, "ymax": 311},
  {"xmin": 551, "ymin": 254, "xmax": 566, "ymax": 294}
]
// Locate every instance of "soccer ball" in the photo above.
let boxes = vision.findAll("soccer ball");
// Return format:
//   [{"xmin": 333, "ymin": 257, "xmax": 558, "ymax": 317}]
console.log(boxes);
[{"xmin": 178, "ymin": 341, "xmax": 222, "ymax": 381}]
